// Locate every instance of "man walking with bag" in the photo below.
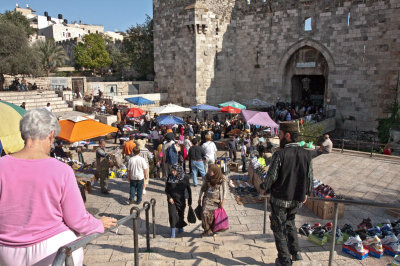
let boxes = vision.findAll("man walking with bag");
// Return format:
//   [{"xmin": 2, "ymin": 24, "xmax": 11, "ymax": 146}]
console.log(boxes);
[{"xmin": 260, "ymin": 122, "xmax": 313, "ymax": 266}]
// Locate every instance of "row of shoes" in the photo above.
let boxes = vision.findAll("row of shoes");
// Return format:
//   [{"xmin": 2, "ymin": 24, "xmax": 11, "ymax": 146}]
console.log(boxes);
[
  {"xmin": 299, "ymin": 222, "xmax": 335, "ymax": 237},
  {"xmin": 313, "ymin": 183, "xmax": 337, "ymax": 198},
  {"xmin": 342, "ymin": 219, "xmax": 400, "ymax": 254}
]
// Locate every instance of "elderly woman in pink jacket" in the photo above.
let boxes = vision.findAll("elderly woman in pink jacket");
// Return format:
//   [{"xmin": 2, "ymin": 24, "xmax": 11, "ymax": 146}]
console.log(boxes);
[{"xmin": 0, "ymin": 109, "xmax": 116, "ymax": 266}]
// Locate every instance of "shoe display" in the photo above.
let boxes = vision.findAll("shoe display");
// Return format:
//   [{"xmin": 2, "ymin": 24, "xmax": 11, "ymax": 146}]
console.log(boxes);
[
  {"xmin": 381, "ymin": 234, "xmax": 400, "ymax": 252},
  {"xmin": 367, "ymin": 226, "xmax": 382, "ymax": 238},
  {"xmin": 299, "ymin": 224, "xmax": 313, "ymax": 236},
  {"xmin": 312, "ymin": 227, "xmax": 326, "ymax": 239},
  {"xmin": 357, "ymin": 218, "xmax": 372, "ymax": 230},
  {"xmin": 363, "ymin": 235, "xmax": 383, "ymax": 253},
  {"xmin": 324, "ymin": 222, "xmax": 333, "ymax": 232},
  {"xmin": 314, "ymin": 184, "xmax": 337, "ymax": 198},
  {"xmin": 381, "ymin": 223, "xmax": 393, "ymax": 236},
  {"xmin": 342, "ymin": 224, "xmax": 356, "ymax": 237},
  {"xmin": 344, "ymin": 235, "xmax": 364, "ymax": 253}
]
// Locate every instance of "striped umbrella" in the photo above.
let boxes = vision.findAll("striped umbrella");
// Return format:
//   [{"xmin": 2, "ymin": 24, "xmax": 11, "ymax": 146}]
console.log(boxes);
[{"xmin": 0, "ymin": 100, "xmax": 26, "ymax": 154}]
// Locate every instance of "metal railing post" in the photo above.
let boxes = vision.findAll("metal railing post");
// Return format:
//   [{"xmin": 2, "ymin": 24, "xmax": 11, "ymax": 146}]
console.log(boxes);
[
  {"xmin": 150, "ymin": 198, "xmax": 156, "ymax": 238},
  {"xmin": 65, "ymin": 248, "xmax": 74, "ymax": 266},
  {"xmin": 341, "ymin": 139, "xmax": 344, "ymax": 153},
  {"xmin": 130, "ymin": 207, "xmax": 140, "ymax": 266},
  {"xmin": 263, "ymin": 196, "xmax": 268, "ymax": 235},
  {"xmin": 328, "ymin": 203, "xmax": 339, "ymax": 266},
  {"xmin": 143, "ymin": 202, "xmax": 151, "ymax": 252},
  {"xmin": 370, "ymin": 138, "xmax": 374, "ymax": 157}
]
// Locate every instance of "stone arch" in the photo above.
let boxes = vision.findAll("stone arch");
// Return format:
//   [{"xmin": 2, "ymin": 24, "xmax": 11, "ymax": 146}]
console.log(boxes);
[
  {"xmin": 279, "ymin": 39, "xmax": 336, "ymax": 105},
  {"xmin": 279, "ymin": 39, "xmax": 336, "ymax": 75}
]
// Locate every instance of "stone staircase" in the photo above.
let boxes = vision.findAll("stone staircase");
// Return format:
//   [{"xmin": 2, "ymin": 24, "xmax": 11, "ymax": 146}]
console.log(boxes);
[{"xmin": 0, "ymin": 90, "xmax": 73, "ymax": 113}]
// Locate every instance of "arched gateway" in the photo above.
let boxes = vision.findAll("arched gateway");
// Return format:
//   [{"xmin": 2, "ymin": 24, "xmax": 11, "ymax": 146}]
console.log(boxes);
[{"xmin": 280, "ymin": 40, "xmax": 335, "ymax": 106}]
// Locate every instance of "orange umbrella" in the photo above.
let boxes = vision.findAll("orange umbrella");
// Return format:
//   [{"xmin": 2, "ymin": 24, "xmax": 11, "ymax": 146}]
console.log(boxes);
[
  {"xmin": 126, "ymin": 107, "xmax": 146, "ymax": 118},
  {"xmin": 58, "ymin": 117, "xmax": 117, "ymax": 143},
  {"xmin": 220, "ymin": 106, "xmax": 241, "ymax": 114}
]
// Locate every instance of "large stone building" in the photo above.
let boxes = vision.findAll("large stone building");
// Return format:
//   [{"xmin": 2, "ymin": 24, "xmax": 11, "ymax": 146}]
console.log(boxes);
[{"xmin": 154, "ymin": 0, "xmax": 400, "ymax": 131}]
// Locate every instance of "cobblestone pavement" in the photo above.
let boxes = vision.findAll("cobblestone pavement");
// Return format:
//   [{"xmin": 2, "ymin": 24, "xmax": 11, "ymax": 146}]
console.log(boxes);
[{"xmin": 78, "ymin": 144, "xmax": 398, "ymax": 265}]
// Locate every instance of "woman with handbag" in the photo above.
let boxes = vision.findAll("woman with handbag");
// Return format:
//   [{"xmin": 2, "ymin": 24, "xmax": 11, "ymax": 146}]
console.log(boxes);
[
  {"xmin": 165, "ymin": 164, "xmax": 192, "ymax": 238},
  {"xmin": 198, "ymin": 164, "xmax": 227, "ymax": 237}
]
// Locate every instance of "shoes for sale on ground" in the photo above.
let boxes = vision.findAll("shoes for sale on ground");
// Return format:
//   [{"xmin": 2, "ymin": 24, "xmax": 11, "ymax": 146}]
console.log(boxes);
[
  {"xmin": 324, "ymin": 222, "xmax": 333, "ymax": 232},
  {"xmin": 357, "ymin": 218, "xmax": 372, "ymax": 230},
  {"xmin": 342, "ymin": 224, "xmax": 356, "ymax": 237},
  {"xmin": 344, "ymin": 235, "xmax": 364, "ymax": 253},
  {"xmin": 367, "ymin": 226, "xmax": 382, "ymax": 238},
  {"xmin": 313, "ymin": 179, "xmax": 322, "ymax": 188},
  {"xmin": 381, "ymin": 233, "xmax": 400, "ymax": 252},
  {"xmin": 312, "ymin": 227, "xmax": 326, "ymax": 239},
  {"xmin": 229, "ymin": 180, "xmax": 235, "ymax": 188},
  {"xmin": 355, "ymin": 228, "xmax": 368, "ymax": 241},
  {"xmin": 381, "ymin": 223, "xmax": 393, "ymax": 235},
  {"xmin": 363, "ymin": 235, "xmax": 383, "ymax": 253},
  {"xmin": 299, "ymin": 224, "xmax": 313, "ymax": 236}
]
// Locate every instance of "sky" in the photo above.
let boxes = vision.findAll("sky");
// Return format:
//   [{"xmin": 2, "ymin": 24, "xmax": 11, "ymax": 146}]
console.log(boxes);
[{"xmin": 0, "ymin": 0, "xmax": 153, "ymax": 32}]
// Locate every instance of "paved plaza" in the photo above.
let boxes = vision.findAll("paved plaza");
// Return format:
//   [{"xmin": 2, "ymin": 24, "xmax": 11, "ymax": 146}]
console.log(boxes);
[{"xmin": 80, "ymin": 146, "xmax": 400, "ymax": 265}]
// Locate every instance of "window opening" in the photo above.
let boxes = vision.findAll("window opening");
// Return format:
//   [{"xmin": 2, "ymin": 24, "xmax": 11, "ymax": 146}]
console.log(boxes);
[{"xmin": 304, "ymin": 17, "xmax": 312, "ymax": 31}]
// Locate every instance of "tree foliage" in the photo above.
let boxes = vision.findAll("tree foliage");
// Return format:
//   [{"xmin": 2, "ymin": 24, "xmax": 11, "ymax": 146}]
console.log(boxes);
[
  {"xmin": 300, "ymin": 122, "xmax": 324, "ymax": 144},
  {"xmin": 74, "ymin": 34, "xmax": 112, "ymax": 71},
  {"xmin": 0, "ymin": 22, "xmax": 41, "ymax": 89},
  {"xmin": 106, "ymin": 42, "xmax": 130, "ymax": 74},
  {"xmin": 0, "ymin": 10, "xmax": 34, "ymax": 36},
  {"xmin": 35, "ymin": 39, "xmax": 68, "ymax": 76},
  {"xmin": 123, "ymin": 15, "xmax": 154, "ymax": 79}
]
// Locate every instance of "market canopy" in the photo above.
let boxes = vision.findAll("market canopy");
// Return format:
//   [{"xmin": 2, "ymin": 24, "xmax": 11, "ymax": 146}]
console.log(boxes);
[
  {"xmin": 190, "ymin": 104, "xmax": 221, "ymax": 111},
  {"xmin": 244, "ymin": 98, "xmax": 273, "ymax": 108},
  {"xmin": 218, "ymin": 100, "xmax": 246, "ymax": 110},
  {"xmin": 241, "ymin": 109, "xmax": 278, "ymax": 128},
  {"xmin": 58, "ymin": 116, "xmax": 117, "ymax": 143},
  {"xmin": 151, "ymin": 103, "xmax": 192, "ymax": 114},
  {"xmin": 125, "ymin": 96, "xmax": 155, "ymax": 106},
  {"xmin": 126, "ymin": 107, "xmax": 146, "ymax": 118},
  {"xmin": 0, "ymin": 100, "xmax": 26, "ymax": 154},
  {"xmin": 220, "ymin": 106, "xmax": 241, "ymax": 114},
  {"xmin": 156, "ymin": 115, "xmax": 185, "ymax": 125}
]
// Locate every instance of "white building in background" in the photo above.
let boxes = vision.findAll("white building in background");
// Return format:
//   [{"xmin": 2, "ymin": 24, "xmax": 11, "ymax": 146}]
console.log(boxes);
[
  {"xmin": 104, "ymin": 31, "xmax": 125, "ymax": 42},
  {"xmin": 15, "ymin": 5, "xmax": 105, "ymax": 42}
]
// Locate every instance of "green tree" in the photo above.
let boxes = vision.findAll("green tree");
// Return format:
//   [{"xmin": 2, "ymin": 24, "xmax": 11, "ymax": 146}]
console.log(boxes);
[
  {"xmin": 0, "ymin": 10, "xmax": 34, "ymax": 36},
  {"xmin": 35, "ymin": 39, "xmax": 68, "ymax": 76},
  {"xmin": 74, "ymin": 34, "xmax": 112, "ymax": 72},
  {"xmin": 106, "ymin": 42, "xmax": 130, "ymax": 74},
  {"xmin": 123, "ymin": 15, "xmax": 154, "ymax": 80},
  {"xmin": 0, "ymin": 22, "xmax": 41, "ymax": 89}
]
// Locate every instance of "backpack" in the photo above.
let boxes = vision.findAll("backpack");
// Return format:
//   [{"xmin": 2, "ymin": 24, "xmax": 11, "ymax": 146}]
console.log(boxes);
[{"xmin": 165, "ymin": 144, "xmax": 178, "ymax": 165}]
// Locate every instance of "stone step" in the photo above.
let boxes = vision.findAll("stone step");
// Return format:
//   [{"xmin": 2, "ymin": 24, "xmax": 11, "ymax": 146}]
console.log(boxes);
[
  {"xmin": 1, "ymin": 96, "xmax": 60, "ymax": 102},
  {"xmin": 0, "ymin": 91, "xmax": 56, "ymax": 97}
]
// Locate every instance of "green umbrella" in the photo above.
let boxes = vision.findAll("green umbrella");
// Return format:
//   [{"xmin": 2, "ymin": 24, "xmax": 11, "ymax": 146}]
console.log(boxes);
[{"xmin": 218, "ymin": 100, "xmax": 246, "ymax": 109}]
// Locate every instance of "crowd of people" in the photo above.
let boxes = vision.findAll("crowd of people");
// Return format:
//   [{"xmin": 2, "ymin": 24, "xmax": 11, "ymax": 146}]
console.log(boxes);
[{"xmin": 0, "ymin": 98, "xmax": 338, "ymax": 266}]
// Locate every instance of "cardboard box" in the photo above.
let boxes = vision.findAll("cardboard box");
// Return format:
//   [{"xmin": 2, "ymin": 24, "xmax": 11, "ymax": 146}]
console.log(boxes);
[
  {"xmin": 312, "ymin": 197, "xmax": 344, "ymax": 220},
  {"xmin": 304, "ymin": 197, "xmax": 314, "ymax": 211},
  {"xmin": 230, "ymin": 162, "xmax": 239, "ymax": 172},
  {"xmin": 364, "ymin": 245, "xmax": 384, "ymax": 258}
]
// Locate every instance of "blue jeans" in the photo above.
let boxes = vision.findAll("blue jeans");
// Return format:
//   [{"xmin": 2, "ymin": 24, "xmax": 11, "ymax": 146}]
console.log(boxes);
[
  {"xmin": 129, "ymin": 179, "xmax": 144, "ymax": 203},
  {"xmin": 242, "ymin": 155, "xmax": 247, "ymax": 172},
  {"xmin": 191, "ymin": 160, "xmax": 206, "ymax": 186}
]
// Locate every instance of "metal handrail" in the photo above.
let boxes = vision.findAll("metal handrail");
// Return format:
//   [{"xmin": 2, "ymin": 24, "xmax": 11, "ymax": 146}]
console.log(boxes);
[
  {"xmin": 52, "ymin": 199, "xmax": 156, "ymax": 266},
  {"xmin": 262, "ymin": 196, "xmax": 400, "ymax": 266}
]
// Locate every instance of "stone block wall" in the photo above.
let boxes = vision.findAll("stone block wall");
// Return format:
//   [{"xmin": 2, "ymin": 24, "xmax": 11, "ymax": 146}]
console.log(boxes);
[{"xmin": 154, "ymin": 0, "xmax": 400, "ymax": 131}]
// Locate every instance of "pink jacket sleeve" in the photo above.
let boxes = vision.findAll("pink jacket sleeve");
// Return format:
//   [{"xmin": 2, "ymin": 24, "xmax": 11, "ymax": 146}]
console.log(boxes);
[{"xmin": 60, "ymin": 168, "xmax": 104, "ymax": 235}]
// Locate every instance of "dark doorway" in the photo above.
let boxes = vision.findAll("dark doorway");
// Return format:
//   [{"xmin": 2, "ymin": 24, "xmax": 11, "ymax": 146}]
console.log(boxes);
[
  {"xmin": 72, "ymin": 78, "xmax": 84, "ymax": 97},
  {"xmin": 291, "ymin": 75, "xmax": 325, "ymax": 106}
]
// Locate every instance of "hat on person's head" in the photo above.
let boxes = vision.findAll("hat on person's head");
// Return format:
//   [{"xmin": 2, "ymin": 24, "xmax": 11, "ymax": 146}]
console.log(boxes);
[
  {"xmin": 279, "ymin": 121, "xmax": 299, "ymax": 133},
  {"xmin": 136, "ymin": 139, "xmax": 147, "ymax": 149},
  {"xmin": 165, "ymin": 132, "xmax": 175, "ymax": 141},
  {"xmin": 166, "ymin": 129, "xmax": 173, "ymax": 133}
]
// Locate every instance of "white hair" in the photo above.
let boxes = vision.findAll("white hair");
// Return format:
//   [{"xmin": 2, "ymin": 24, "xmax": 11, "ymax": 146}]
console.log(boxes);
[{"xmin": 20, "ymin": 109, "xmax": 61, "ymax": 140}]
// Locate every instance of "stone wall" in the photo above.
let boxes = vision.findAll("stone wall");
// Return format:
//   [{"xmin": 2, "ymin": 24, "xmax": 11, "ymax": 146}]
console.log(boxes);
[
  {"xmin": 154, "ymin": 0, "xmax": 400, "ymax": 131},
  {"xmin": 3, "ymin": 76, "xmax": 154, "ymax": 96}
]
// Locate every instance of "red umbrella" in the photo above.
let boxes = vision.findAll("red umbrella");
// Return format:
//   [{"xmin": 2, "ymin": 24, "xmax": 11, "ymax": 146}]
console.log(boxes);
[
  {"xmin": 220, "ymin": 106, "xmax": 241, "ymax": 114},
  {"xmin": 126, "ymin": 107, "xmax": 146, "ymax": 118}
]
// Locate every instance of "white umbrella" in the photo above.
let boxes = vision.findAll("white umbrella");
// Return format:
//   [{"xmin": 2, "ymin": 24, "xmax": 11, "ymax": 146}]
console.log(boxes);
[{"xmin": 151, "ymin": 103, "xmax": 192, "ymax": 114}]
